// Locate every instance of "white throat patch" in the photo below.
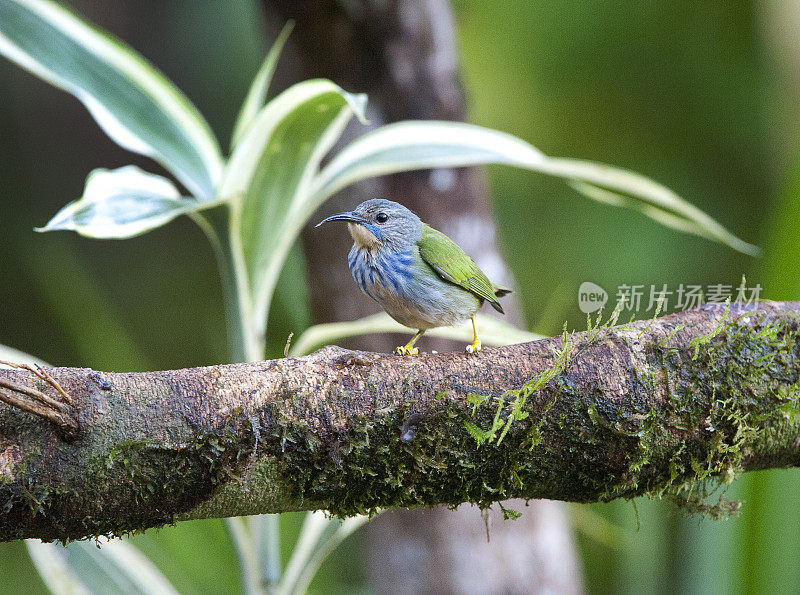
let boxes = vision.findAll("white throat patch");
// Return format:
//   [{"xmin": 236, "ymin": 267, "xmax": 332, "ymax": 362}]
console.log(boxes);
[{"xmin": 348, "ymin": 222, "xmax": 383, "ymax": 251}]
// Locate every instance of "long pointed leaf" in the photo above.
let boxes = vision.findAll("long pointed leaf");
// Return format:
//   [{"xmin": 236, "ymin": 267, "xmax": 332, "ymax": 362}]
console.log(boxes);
[
  {"xmin": 37, "ymin": 166, "xmax": 202, "ymax": 239},
  {"xmin": 311, "ymin": 121, "xmax": 545, "ymax": 205},
  {"xmin": 219, "ymin": 79, "xmax": 366, "ymax": 356},
  {"xmin": 0, "ymin": 0, "xmax": 223, "ymax": 198},
  {"xmin": 289, "ymin": 312, "xmax": 542, "ymax": 357},
  {"xmin": 0, "ymin": 344, "xmax": 49, "ymax": 367},
  {"xmin": 230, "ymin": 21, "xmax": 294, "ymax": 152},
  {"xmin": 568, "ymin": 179, "xmax": 760, "ymax": 256},
  {"xmin": 310, "ymin": 120, "xmax": 758, "ymax": 255}
]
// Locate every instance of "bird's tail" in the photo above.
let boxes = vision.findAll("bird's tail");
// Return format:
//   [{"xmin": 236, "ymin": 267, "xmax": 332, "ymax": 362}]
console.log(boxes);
[
  {"xmin": 492, "ymin": 283, "xmax": 513, "ymax": 298},
  {"xmin": 488, "ymin": 283, "xmax": 512, "ymax": 314}
]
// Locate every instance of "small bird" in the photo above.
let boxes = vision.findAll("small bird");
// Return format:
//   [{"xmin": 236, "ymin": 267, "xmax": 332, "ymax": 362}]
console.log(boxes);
[{"xmin": 316, "ymin": 199, "xmax": 511, "ymax": 355}]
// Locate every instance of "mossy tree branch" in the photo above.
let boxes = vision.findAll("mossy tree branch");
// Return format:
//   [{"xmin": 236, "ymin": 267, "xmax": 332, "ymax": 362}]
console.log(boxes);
[{"xmin": 1, "ymin": 301, "xmax": 799, "ymax": 542}]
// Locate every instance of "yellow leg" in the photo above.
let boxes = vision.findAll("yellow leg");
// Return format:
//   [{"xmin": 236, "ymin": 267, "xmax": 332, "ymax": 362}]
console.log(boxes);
[
  {"xmin": 395, "ymin": 329, "xmax": 425, "ymax": 356},
  {"xmin": 466, "ymin": 315, "xmax": 482, "ymax": 354}
]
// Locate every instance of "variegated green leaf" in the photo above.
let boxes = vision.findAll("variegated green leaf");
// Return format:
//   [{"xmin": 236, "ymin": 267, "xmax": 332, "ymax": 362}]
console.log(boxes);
[
  {"xmin": 219, "ymin": 79, "xmax": 367, "ymax": 358},
  {"xmin": 289, "ymin": 312, "xmax": 543, "ymax": 357},
  {"xmin": 0, "ymin": 344, "xmax": 49, "ymax": 367},
  {"xmin": 0, "ymin": 0, "xmax": 223, "ymax": 199},
  {"xmin": 38, "ymin": 166, "xmax": 201, "ymax": 239},
  {"xmin": 310, "ymin": 120, "xmax": 758, "ymax": 255},
  {"xmin": 230, "ymin": 21, "xmax": 294, "ymax": 152},
  {"xmin": 568, "ymin": 179, "xmax": 759, "ymax": 256}
]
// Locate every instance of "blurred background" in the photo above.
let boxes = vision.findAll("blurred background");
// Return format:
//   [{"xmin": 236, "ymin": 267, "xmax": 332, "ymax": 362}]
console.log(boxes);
[{"xmin": 1, "ymin": 0, "xmax": 799, "ymax": 592}]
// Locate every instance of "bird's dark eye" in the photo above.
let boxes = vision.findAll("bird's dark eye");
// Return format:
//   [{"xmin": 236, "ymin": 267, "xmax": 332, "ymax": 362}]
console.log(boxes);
[{"xmin": 376, "ymin": 212, "xmax": 389, "ymax": 223}]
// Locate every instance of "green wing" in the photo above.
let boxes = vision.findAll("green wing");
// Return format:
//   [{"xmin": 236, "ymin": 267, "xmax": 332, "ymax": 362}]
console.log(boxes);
[{"xmin": 417, "ymin": 224, "xmax": 508, "ymax": 312}]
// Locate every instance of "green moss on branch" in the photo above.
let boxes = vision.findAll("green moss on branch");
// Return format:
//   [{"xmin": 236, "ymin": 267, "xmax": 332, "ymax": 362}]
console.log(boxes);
[{"xmin": 1, "ymin": 302, "xmax": 799, "ymax": 541}]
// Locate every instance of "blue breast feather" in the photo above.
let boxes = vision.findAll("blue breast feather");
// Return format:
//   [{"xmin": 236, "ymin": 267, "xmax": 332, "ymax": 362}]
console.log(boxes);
[{"xmin": 348, "ymin": 247, "xmax": 414, "ymax": 299}]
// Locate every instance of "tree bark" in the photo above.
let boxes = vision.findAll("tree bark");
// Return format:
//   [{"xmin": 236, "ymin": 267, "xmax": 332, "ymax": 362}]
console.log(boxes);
[{"xmin": 1, "ymin": 302, "xmax": 798, "ymax": 543}]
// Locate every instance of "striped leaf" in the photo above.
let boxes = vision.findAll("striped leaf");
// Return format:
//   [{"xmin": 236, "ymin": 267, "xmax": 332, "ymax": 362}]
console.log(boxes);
[
  {"xmin": 289, "ymin": 312, "xmax": 543, "ymax": 356},
  {"xmin": 230, "ymin": 21, "xmax": 294, "ymax": 152},
  {"xmin": 0, "ymin": 0, "xmax": 223, "ymax": 199},
  {"xmin": 0, "ymin": 344, "xmax": 48, "ymax": 367},
  {"xmin": 219, "ymin": 79, "xmax": 367, "ymax": 354},
  {"xmin": 310, "ymin": 121, "xmax": 758, "ymax": 255},
  {"xmin": 37, "ymin": 166, "xmax": 203, "ymax": 239}
]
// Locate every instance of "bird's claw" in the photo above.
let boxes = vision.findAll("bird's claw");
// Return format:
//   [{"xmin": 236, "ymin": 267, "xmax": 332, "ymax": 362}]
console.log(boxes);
[
  {"xmin": 395, "ymin": 345, "xmax": 419, "ymax": 356},
  {"xmin": 465, "ymin": 340, "xmax": 482, "ymax": 354}
]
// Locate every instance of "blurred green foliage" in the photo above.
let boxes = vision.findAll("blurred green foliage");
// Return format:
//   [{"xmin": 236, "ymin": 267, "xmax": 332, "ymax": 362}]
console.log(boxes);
[{"xmin": 0, "ymin": 0, "xmax": 798, "ymax": 593}]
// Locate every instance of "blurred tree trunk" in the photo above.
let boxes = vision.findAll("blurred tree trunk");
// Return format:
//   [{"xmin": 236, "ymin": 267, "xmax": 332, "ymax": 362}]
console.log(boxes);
[{"xmin": 262, "ymin": 1, "xmax": 583, "ymax": 592}]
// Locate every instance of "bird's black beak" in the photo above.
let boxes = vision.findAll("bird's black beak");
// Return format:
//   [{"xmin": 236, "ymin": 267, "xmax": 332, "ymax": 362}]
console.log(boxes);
[{"xmin": 315, "ymin": 211, "xmax": 367, "ymax": 227}]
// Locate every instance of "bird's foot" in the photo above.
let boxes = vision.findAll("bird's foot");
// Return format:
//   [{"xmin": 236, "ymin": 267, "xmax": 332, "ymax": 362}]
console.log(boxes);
[
  {"xmin": 395, "ymin": 345, "xmax": 419, "ymax": 356},
  {"xmin": 465, "ymin": 338, "xmax": 482, "ymax": 354}
]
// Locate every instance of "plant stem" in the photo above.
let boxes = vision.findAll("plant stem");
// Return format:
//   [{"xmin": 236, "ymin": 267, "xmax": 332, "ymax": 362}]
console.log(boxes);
[
  {"xmin": 292, "ymin": 515, "xmax": 369, "ymax": 594},
  {"xmin": 276, "ymin": 512, "xmax": 330, "ymax": 595},
  {"xmin": 192, "ymin": 208, "xmax": 262, "ymax": 363},
  {"xmin": 226, "ymin": 517, "xmax": 263, "ymax": 595},
  {"xmin": 251, "ymin": 514, "xmax": 282, "ymax": 590}
]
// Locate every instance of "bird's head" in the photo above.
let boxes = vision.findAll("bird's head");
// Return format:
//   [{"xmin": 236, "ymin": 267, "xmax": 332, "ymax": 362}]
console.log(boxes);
[{"xmin": 316, "ymin": 199, "xmax": 421, "ymax": 251}]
